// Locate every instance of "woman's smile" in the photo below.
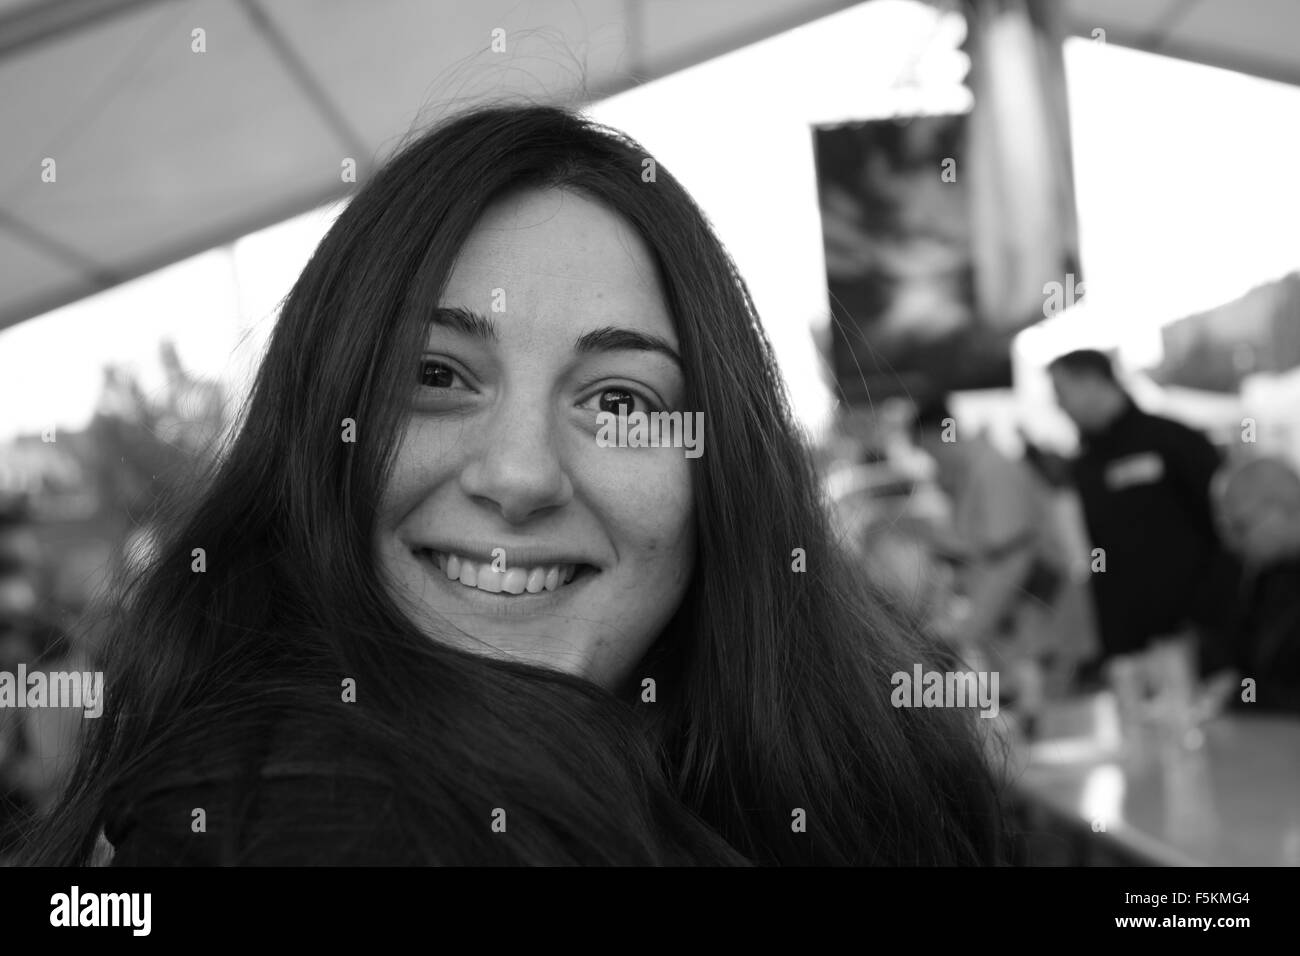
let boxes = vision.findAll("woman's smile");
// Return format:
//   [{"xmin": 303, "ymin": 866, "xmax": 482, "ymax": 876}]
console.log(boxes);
[
  {"xmin": 407, "ymin": 547, "xmax": 602, "ymax": 620},
  {"xmin": 427, "ymin": 549, "xmax": 585, "ymax": 594}
]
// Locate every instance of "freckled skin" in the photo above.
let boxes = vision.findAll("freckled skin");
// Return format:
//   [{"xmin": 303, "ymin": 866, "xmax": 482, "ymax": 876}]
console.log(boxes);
[{"xmin": 374, "ymin": 189, "xmax": 696, "ymax": 689}]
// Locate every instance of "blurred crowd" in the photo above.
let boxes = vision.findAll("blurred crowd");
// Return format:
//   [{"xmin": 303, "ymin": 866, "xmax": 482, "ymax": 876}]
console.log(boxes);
[{"xmin": 830, "ymin": 348, "xmax": 1300, "ymax": 738}]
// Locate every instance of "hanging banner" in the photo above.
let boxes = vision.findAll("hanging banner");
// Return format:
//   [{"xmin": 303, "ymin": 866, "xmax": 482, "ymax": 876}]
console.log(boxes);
[{"xmin": 815, "ymin": 0, "xmax": 1081, "ymax": 403}]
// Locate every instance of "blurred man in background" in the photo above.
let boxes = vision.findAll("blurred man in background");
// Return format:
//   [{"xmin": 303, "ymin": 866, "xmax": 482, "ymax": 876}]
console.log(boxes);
[
  {"xmin": 1212, "ymin": 456, "xmax": 1300, "ymax": 714},
  {"xmin": 1048, "ymin": 350, "xmax": 1239, "ymax": 728},
  {"xmin": 1048, "ymin": 350, "xmax": 1236, "ymax": 650}
]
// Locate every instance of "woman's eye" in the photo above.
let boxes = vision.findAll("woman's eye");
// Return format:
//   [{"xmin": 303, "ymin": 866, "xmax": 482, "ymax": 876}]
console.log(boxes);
[
  {"xmin": 411, "ymin": 358, "xmax": 476, "ymax": 414},
  {"xmin": 594, "ymin": 388, "xmax": 644, "ymax": 416},
  {"xmin": 419, "ymin": 360, "xmax": 462, "ymax": 389}
]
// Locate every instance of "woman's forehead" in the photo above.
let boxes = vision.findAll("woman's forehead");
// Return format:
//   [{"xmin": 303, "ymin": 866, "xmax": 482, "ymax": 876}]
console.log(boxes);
[
  {"xmin": 449, "ymin": 188, "xmax": 663, "ymax": 292},
  {"xmin": 437, "ymin": 188, "xmax": 674, "ymax": 336}
]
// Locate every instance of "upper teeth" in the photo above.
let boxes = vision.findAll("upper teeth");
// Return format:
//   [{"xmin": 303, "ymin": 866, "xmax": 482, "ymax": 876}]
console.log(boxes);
[{"xmin": 429, "ymin": 551, "xmax": 578, "ymax": 595}]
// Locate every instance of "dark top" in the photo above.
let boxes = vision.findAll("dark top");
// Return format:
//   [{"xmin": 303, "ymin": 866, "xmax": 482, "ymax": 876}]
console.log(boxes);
[
  {"xmin": 1231, "ymin": 557, "xmax": 1300, "ymax": 715},
  {"xmin": 1070, "ymin": 400, "xmax": 1236, "ymax": 658},
  {"xmin": 105, "ymin": 772, "xmax": 428, "ymax": 866}
]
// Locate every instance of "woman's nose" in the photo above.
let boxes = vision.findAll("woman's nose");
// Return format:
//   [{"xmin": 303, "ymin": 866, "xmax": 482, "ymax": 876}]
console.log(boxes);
[{"xmin": 457, "ymin": 396, "xmax": 574, "ymax": 524}]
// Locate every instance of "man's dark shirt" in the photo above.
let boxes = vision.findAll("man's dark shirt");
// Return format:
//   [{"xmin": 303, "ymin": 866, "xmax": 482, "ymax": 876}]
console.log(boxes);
[{"xmin": 1070, "ymin": 400, "xmax": 1234, "ymax": 658}]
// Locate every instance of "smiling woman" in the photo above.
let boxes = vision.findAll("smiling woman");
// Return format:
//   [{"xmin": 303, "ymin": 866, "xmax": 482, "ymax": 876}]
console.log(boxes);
[{"xmin": 20, "ymin": 105, "xmax": 1007, "ymax": 866}]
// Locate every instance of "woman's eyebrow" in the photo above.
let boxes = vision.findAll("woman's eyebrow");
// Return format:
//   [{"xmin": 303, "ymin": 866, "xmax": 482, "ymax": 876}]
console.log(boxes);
[
  {"xmin": 430, "ymin": 309, "xmax": 681, "ymax": 367},
  {"xmin": 574, "ymin": 326, "xmax": 681, "ymax": 367},
  {"xmin": 430, "ymin": 306, "xmax": 499, "ymax": 343}
]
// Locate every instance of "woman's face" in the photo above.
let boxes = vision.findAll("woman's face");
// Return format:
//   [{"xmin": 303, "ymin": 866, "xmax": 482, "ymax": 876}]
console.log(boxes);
[{"xmin": 375, "ymin": 187, "xmax": 696, "ymax": 689}]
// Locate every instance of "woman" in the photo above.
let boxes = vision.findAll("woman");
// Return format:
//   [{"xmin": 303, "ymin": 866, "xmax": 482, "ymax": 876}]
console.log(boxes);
[{"xmin": 22, "ymin": 105, "xmax": 1007, "ymax": 866}]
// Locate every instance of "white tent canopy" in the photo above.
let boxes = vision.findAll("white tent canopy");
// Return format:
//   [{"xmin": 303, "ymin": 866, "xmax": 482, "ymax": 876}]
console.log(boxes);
[{"xmin": 1, "ymin": 0, "xmax": 1296, "ymax": 333}]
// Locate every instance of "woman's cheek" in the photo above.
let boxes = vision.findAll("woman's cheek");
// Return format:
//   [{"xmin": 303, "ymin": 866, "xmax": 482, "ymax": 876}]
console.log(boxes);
[
  {"xmin": 383, "ymin": 420, "xmax": 464, "ymax": 507},
  {"xmin": 578, "ymin": 448, "xmax": 695, "ymax": 559},
  {"xmin": 579, "ymin": 442, "xmax": 692, "ymax": 503}
]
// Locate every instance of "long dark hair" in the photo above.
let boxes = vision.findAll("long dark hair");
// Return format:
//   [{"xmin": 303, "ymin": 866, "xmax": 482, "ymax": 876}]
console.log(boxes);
[{"xmin": 22, "ymin": 104, "xmax": 1007, "ymax": 865}]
